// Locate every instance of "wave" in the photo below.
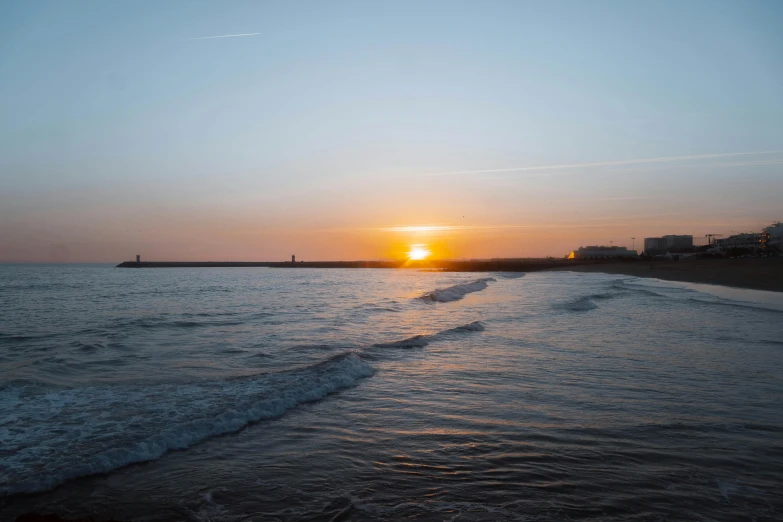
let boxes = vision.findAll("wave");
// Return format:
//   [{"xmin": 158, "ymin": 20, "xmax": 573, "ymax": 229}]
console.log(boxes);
[
  {"xmin": 1, "ymin": 317, "xmax": 487, "ymax": 496},
  {"xmin": 683, "ymin": 296, "xmax": 783, "ymax": 314},
  {"xmin": 112, "ymin": 317, "xmax": 245, "ymax": 330},
  {"xmin": 614, "ymin": 282, "xmax": 783, "ymax": 314},
  {"xmin": 373, "ymin": 321, "xmax": 485, "ymax": 349},
  {"xmin": 75, "ymin": 342, "xmax": 106, "ymax": 352},
  {"xmin": 374, "ymin": 334, "xmax": 430, "ymax": 348},
  {"xmin": 589, "ymin": 292, "xmax": 617, "ymax": 300},
  {"xmin": 556, "ymin": 289, "xmax": 623, "ymax": 312},
  {"xmin": 287, "ymin": 344, "xmax": 340, "ymax": 352},
  {"xmin": 496, "ymin": 272, "xmax": 526, "ymax": 279},
  {"xmin": 0, "ymin": 353, "xmax": 373, "ymax": 496},
  {"xmin": 610, "ymin": 283, "xmax": 662, "ymax": 298},
  {"xmin": 419, "ymin": 278, "xmax": 496, "ymax": 303},
  {"xmin": 353, "ymin": 301, "xmax": 402, "ymax": 314},
  {"xmin": 561, "ymin": 296, "xmax": 598, "ymax": 311},
  {"xmin": 439, "ymin": 321, "xmax": 486, "ymax": 335},
  {"xmin": 0, "ymin": 332, "xmax": 59, "ymax": 345}
]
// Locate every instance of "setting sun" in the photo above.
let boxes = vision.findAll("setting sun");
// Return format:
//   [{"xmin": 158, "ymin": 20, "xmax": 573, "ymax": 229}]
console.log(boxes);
[{"xmin": 407, "ymin": 245, "xmax": 431, "ymax": 260}]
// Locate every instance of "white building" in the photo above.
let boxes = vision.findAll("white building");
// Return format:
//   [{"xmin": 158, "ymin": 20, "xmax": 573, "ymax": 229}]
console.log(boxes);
[
  {"xmin": 644, "ymin": 235, "xmax": 693, "ymax": 254},
  {"xmin": 568, "ymin": 246, "xmax": 638, "ymax": 259},
  {"xmin": 762, "ymin": 222, "xmax": 783, "ymax": 253},
  {"xmin": 644, "ymin": 237, "xmax": 667, "ymax": 252},
  {"xmin": 715, "ymin": 233, "xmax": 762, "ymax": 251},
  {"xmin": 662, "ymin": 235, "xmax": 693, "ymax": 248}
]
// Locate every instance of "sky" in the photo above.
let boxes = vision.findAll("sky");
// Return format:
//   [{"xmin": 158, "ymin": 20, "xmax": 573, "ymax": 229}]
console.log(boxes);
[{"xmin": 1, "ymin": 0, "xmax": 782, "ymax": 262}]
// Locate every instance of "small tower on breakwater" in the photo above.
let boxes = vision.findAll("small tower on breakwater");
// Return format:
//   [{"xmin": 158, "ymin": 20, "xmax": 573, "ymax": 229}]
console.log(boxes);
[
  {"xmin": 136, "ymin": 255, "xmax": 140, "ymax": 263},
  {"xmin": 292, "ymin": 255, "xmax": 295, "ymax": 263}
]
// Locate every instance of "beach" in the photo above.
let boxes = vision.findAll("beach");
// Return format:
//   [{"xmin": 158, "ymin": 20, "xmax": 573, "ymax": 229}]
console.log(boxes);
[{"xmin": 546, "ymin": 257, "xmax": 783, "ymax": 293}]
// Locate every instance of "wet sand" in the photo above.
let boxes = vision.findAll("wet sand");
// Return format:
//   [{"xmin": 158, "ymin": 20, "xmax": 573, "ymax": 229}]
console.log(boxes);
[{"xmin": 546, "ymin": 257, "xmax": 783, "ymax": 293}]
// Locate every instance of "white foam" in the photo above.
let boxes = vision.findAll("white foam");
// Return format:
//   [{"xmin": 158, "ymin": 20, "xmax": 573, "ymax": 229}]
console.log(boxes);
[
  {"xmin": 420, "ymin": 278, "xmax": 496, "ymax": 303},
  {"xmin": 0, "ymin": 353, "xmax": 374, "ymax": 496},
  {"xmin": 621, "ymin": 278, "xmax": 783, "ymax": 312}
]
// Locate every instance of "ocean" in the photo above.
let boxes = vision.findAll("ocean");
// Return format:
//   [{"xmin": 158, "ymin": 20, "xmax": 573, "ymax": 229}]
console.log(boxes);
[{"xmin": 1, "ymin": 265, "xmax": 782, "ymax": 521}]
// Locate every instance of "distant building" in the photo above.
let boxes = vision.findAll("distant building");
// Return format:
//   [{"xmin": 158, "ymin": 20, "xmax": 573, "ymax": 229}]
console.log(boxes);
[
  {"xmin": 644, "ymin": 235, "xmax": 693, "ymax": 254},
  {"xmin": 292, "ymin": 255, "xmax": 296, "ymax": 263},
  {"xmin": 662, "ymin": 235, "xmax": 693, "ymax": 248},
  {"xmin": 136, "ymin": 255, "xmax": 140, "ymax": 263},
  {"xmin": 715, "ymin": 233, "xmax": 762, "ymax": 252},
  {"xmin": 568, "ymin": 246, "xmax": 638, "ymax": 259},
  {"xmin": 644, "ymin": 238, "xmax": 667, "ymax": 253},
  {"xmin": 762, "ymin": 222, "xmax": 783, "ymax": 253}
]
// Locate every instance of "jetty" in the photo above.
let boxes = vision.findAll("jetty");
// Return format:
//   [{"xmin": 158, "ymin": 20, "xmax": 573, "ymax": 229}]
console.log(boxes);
[{"xmin": 116, "ymin": 259, "xmax": 589, "ymax": 272}]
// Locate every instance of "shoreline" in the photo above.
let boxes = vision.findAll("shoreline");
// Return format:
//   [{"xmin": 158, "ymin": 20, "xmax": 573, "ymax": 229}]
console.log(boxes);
[
  {"xmin": 114, "ymin": 257, "xmax": 783, "ymax": 293},
  {"xmin": 114, "ymin": 259, "xmax": 570, "ymax": 271},
  {"xmin": 544, "ymin": 257, "xmax": 783, "ymax": 293}
]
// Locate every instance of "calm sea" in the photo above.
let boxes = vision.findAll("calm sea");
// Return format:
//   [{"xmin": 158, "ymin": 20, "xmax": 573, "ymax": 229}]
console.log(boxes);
[{"xmin": 1, "ymin": 265, "xmax": 782, "ymax": 521}]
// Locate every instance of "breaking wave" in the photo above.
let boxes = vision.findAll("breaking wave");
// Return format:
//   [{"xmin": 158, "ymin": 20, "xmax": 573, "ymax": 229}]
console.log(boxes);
[
  {"xmin": 2, "ymin": 317, "xmax": 488, "ymax": 496},
  {"xmin": 419, "ymin": 278, "xmax": 496, "ymax": 303},
  {"xmin": 0, "ymin": 353, "xmax": 373, "ymax": 496}
]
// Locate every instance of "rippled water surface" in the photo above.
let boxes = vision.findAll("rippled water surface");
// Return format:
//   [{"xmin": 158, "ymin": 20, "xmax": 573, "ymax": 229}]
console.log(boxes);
[{"xmin": 1, "ymin": 265, "xmax": 782, "ymax": 521}]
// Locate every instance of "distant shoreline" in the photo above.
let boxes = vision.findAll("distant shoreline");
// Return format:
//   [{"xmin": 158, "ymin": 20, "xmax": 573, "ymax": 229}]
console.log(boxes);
[
  {"xmin": 115, "ymin": 260, "xmax": 572, "ymax": 271},
  {"xmin": 545, "ymin": 257, "xmax": 783, "ymax": 293},
  {"xmin": 115, "ymin": 258, "xmax": 783, "ymax": 293}
]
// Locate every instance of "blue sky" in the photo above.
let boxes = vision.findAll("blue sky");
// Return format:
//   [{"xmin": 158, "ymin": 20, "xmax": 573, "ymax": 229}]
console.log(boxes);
[{"xmin": 1, "ymin": 0, "xmax": 782, "ymax": 261}]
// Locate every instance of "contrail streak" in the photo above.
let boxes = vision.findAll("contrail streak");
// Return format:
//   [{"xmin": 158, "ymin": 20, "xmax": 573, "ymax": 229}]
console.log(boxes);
[
  {"xmin": 418, "ymin": 150, "xmax": 783, "ymax": 177},
  {"xmin": 599, "ymin": 159, "xmax": 783, "ymax": 174},
  {"xmin": 184, "ymin": 32, "xmax": 262, "ymax": 41},
  {"xmin": 587, "ymin": 196, "xmax": 658, "ymax": 201}
]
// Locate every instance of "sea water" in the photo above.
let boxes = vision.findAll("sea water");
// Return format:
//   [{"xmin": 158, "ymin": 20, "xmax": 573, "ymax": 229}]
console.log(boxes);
[{"xmin": 1, "ymin": 265, "xmax": 782, "ymax": 520}]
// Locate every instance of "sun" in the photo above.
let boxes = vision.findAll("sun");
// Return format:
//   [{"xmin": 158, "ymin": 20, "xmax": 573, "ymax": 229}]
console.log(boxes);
[{"xmin": 407, "ymin": 245, "xmax": 431, "ymax": 260}]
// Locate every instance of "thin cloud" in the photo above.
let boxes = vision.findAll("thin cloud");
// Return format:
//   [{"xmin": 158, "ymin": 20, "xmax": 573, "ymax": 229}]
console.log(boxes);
[
  {"xmin": 583, "ymin": 196, "xmax": 657, "ymax": 202},
  {"xmin": 585, "ymin": 209, "xmax": 749, "ymax": 222},
  {"xmin": 323, "ymin": 223, "xmax": 632, "ymax": 233},
  {"xmin": 381, "ymin": 225, "xmax": 462, "ymax": 233},
  {"xmin": 472, "ymin": 159, "xmax": 783, "ymax": 185},
  {"xmin": 322, "ymin": 209, "xmax": 753, "ymax": 233},
  {"xmin": 184, "ymin": 32, "xmax": 262, "ymax": 41},
  {"xmin": 415, "ymin": 150, "xmax": 783, "ymax": 178},
  {"xmin": 601, "ymin": 159, "xmax": 783, "ymax": 174}
]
